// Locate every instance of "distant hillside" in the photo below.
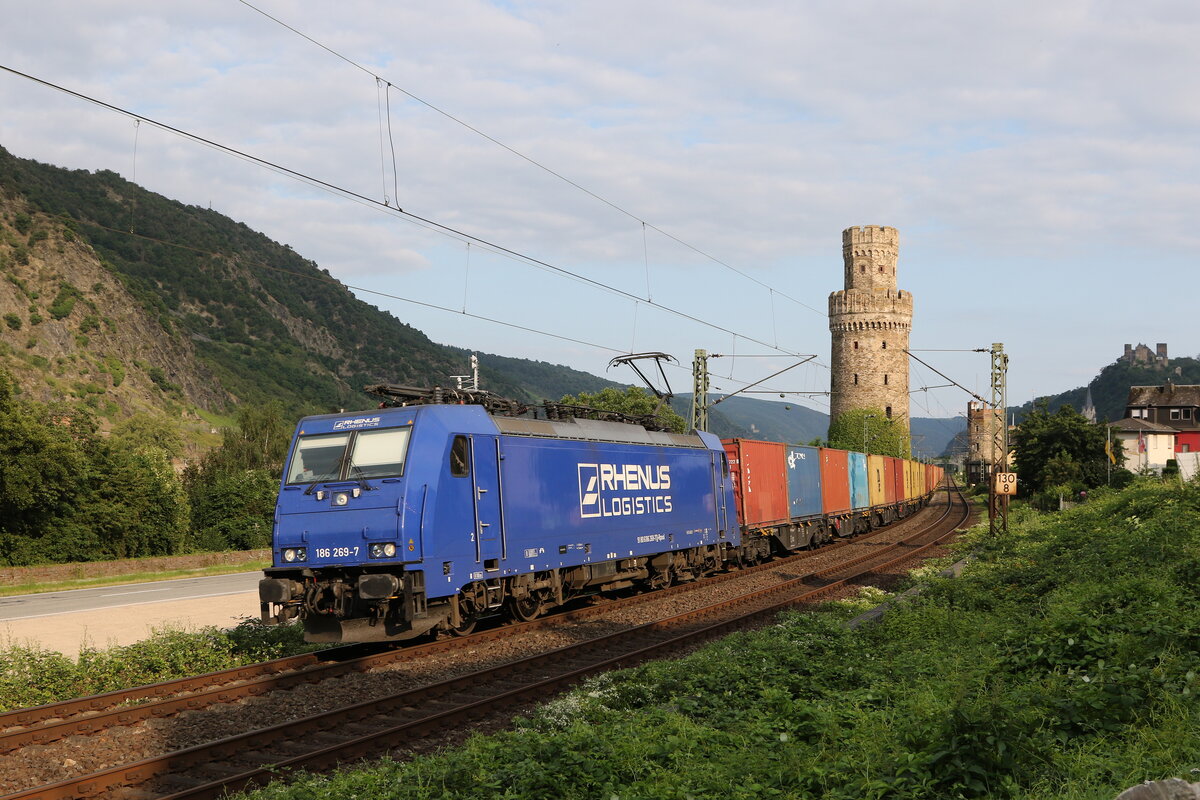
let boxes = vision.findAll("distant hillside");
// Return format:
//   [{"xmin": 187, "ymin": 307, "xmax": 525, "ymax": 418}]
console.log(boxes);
[
  {"xmin": 1015, "ymin": 353, "xmax": 1200, "ymax": 423},
  {"xmin": 0, "ymin": 145, "xmax": 620, "ymax": 424},
  {"xmin": 670, "ymin": 394, "xmax": 964, "ymax": 460}
]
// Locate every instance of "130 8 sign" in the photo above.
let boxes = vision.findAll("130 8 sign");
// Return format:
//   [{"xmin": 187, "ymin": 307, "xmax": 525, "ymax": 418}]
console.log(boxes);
[{"xmin": 994, "ymin": 472, "xmax": 1017, "ymax": 495}]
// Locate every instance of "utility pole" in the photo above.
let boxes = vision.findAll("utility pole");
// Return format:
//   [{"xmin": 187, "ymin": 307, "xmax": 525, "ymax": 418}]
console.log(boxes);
[
  {"xmin": 690, "ymin": 349, "xmax": 709, "ymax": 432},
  {"xmin": 989, "ymin": 342, "xmax": 1009, "ymax": 535}
]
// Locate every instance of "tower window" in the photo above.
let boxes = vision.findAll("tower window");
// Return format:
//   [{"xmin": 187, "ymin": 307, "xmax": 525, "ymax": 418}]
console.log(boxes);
[
  {"xmin": 854, "ymin": 341, "xmax": 859, "ymax": 349},
  {"xmin": 854, "ymin": 374, "xmax": 858, "ymax": 385},
  {"xmin": 882, "ymin": 341, "xmax": 887, "ymax": 349},
  {"xmin": 886, "ymin": 406, "xmax": 892, "ymax": 418},
  {"xmin": 860, "ymin": 265, "xmax": 866, "ymax": 274},
  {"xmin": 884, "ymin": 374, "xmax": 889, "ymax": 385},
  {"xmin": 879, "ymin": 266, "xmax": 884, "ymax": 273}
]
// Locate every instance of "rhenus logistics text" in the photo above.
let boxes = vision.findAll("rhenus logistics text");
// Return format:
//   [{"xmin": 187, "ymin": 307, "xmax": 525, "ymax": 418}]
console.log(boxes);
[{"xmin": 578, "ymin": 463, "xmax": 673, "ymax": 519}]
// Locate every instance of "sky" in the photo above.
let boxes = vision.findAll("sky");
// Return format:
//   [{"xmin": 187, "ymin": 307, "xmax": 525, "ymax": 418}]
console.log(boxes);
[{"xmin": 1, "ymin": 1, "xmax": 1198, "ymax": 422}]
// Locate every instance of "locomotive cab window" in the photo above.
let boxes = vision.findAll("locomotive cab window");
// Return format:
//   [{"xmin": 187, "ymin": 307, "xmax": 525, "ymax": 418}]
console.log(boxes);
[
  {"xmin": 286, "ymin": 433, "xmax": 350, "ymax": 484},
  {"xmin": 450, "ymin": 435, "xmax": 471, "ymax": 477},
  {"xmin": 347, "ymin": 427, "xmax": 411, "ymax": 479}
]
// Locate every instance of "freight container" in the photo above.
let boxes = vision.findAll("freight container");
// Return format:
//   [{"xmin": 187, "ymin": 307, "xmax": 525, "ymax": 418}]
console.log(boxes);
[
  {"xmin": 784, "ymin": 445, "xmax": 822, "ymax": 520},
  {"xmin": 886, "ymin": 456, "xmax": 904, "ymax": 504},
  {"xmin": 867, "ymin": 454, "xmax": 888, "ymax": 508},
  {"xmin": 723, "ymin": 439, "xmax": 790, "ymax": 527},
  {"xmin": 848, "ymin": 452, "xmax": 870, "ymax": 510},
  {"xmin": 902, "ymin": 459, "xmax": 914, "ymax": 501},
  {"xmin": 819, "ymin": 448, "xmax": 852, "ymax": 516}
]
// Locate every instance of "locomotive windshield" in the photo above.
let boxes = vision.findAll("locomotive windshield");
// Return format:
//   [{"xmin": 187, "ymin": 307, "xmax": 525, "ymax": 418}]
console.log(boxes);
[{"xmin": 285, "ymin": 427, "xmax": 412, "ymax": 484}]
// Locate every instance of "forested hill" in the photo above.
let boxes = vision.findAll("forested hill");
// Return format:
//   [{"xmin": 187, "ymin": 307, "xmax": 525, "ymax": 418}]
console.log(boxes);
[
  {"xmin": 1015, "ymin": 353, "xmax": 1200, "ymax": 423},
  {"xmin": 0, "ymin": 145, "xmax": 618, "ymax": 421}
]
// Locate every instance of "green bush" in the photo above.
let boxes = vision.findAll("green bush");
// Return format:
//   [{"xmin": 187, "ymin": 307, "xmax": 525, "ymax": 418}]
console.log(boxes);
[
  {"xmin": 3, "ymin": 313, "xmax": 19, "ymax": 331},
  {"xmin": 47, "ymin": 282, "xmax": 82, "ymax": 320},
  {"xmin": 0, "ymin": 620, "xmax": 323, "ymax": 712}
]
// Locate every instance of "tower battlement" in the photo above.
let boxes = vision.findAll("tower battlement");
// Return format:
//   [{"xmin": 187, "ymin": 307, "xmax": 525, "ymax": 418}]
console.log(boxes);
[
  {"xmin": 842, "ymin": 225, "xmax": 899, "ymax": 293},
  {"xmin": 828, "ymin": 288, "xmax": 913, "ymax": 319},
  {"xmin": 829, "ymin": 226, "xmax": 912, "ymax": 436}
]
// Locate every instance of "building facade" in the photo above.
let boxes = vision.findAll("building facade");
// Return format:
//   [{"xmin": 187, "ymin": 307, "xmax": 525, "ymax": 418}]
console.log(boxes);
[
  {"xmin": 1109, "ymin": 417, "xmax": 1177, "ymax": 474},
  {"xmin": 1125, "ymin": 382, "xmax": 1200, "ymax": 453},
  {"xmin": 828, "ymin": 226, "xmax": 912, "ymax": 436},
  {"xmin": 965, "ymin": 400, "xmax": 1001, "ymax": 484}
]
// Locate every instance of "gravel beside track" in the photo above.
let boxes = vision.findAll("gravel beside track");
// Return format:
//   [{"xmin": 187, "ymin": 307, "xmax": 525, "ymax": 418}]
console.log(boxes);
[{"xmin": 0, "ymin": 487, "xmax": 972, "ymax": 798}]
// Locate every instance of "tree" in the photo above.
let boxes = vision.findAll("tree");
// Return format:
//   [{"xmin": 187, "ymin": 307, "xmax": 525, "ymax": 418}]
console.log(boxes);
[
  {"xmin": 206, "ymin": 402, "xmax": 291, "ymax": 471},
  {"xmin": 827, "ymin": 407, "xmax": 911, "ymax": 457},
  {"xmin": 0, "ymin": 367, "xmax": 191, "ymax": 564},
  {"xmin": 1013, "ymin": 402, "xmax": 1127, "ymax": 498},
  {"xmin": 110, "ymin": 413, "xmax": 184, "ymax": 459},
  {"xmin": 84, "ymin": 441, "xmax": 189, "ymax": 558},
  {"xmin": 558, "ymin": 387, "xmax": 688, "ymax": 433},
  {"xmin": 183, "ymin": 401, "xmax": 292, "ymax": 551}
]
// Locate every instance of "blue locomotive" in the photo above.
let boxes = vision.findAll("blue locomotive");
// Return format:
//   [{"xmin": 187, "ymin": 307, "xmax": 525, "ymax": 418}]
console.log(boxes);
[{"xmin": 258, "ymin": 391, "xmax": 738, "ymax": 642}]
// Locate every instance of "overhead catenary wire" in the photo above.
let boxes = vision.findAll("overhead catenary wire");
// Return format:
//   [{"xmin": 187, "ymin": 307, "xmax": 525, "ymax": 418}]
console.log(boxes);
[
  {"xmin": 74, "ymin": 219, "xmax": 629, "ymax": 356},
  {"xmin": 0, "ymin": 63, "xmax": 805, "ymax": 361},
  {"xmin": 236, "ymin": 0, "xmax": 828, "ymax": 318},
  {"xmin": 57, "ymin": 217, "xmax": 840, "ymax": 413}
]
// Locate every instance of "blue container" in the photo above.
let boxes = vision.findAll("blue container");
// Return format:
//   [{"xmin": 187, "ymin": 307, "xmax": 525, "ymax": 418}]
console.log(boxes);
[
  {"xmin": 784, "ymin": 445, "xmax": 822, "ymax": 520},
  {"xmin": 848, "ymin": 452, "xmax": 870, "ymax": 510}
]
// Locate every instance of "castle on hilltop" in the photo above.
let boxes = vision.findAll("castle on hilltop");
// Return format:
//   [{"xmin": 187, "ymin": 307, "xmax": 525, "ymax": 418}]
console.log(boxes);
[
  {"xmin": 1123, "ymin": 343, "xmax": 1168, "ymax": 367},
  {"xmin": 828, "ymin": 225, "xmax": 912, "ymax": 438}
]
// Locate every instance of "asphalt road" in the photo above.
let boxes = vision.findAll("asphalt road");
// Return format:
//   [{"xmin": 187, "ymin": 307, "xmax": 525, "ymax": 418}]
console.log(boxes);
[
  {"xmin": 0, "ymin": 571, "xmax": 264, "ymax": 657},
  {"xmin": 0, "ymin": 571, "xmax": 262, "ymax": 622}
]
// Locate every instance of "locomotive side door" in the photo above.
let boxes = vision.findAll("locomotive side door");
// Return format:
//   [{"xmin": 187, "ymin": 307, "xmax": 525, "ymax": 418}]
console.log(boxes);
[
  {"xmin": 471, "ymin": 435, "xmax": 506, "ymax": 570},
  {"xmin": 714, "ymin": 451, "xmax": 730, "ymax": 538}
]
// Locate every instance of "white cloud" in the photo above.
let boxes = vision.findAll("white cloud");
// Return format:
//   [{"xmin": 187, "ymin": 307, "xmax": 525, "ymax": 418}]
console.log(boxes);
[{"xmin": 1, "ymin": 0, "xmax": 1199, "ymax": 408}]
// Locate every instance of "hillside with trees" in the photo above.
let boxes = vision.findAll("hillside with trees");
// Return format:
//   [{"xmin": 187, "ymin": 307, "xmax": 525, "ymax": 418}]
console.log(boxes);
[
  {"xmin": 1016, "ymin": 350, "xmax": 1200, "ymax": 424},
  {"xmin": 0, "ymin": 145, "xmax": 619, "ymax": 426}
]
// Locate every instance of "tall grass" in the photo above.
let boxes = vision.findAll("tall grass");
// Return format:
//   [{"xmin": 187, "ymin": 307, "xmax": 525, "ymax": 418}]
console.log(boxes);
[{"xmin": 237, "ymin": 478, "xmax": 1200, "ymax": 799}]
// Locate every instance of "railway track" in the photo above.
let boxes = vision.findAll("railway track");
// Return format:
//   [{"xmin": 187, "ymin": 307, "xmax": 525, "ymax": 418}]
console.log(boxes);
[
  {"xmin": 0, "ymin": 490, "xmax": 944, "ymax": 751},
  {"xmin": 3, "ymin": 482, "xmax": 971, "ymax": 800}
]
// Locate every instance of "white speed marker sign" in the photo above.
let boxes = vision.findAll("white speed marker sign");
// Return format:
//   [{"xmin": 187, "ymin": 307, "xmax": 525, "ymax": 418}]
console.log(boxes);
[{"xmin": 994, "ymin": 472, "xmax": 1017, "ymax": 495}]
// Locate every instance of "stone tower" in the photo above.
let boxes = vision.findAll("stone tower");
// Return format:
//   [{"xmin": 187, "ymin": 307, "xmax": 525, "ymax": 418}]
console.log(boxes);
[
  {"xmin": 965, "ymin": 400, "xmax": 999, "ymax": 484},
  {"xmin": 828, "ymin": 225, "xmax": 912, "ymax": 431}
]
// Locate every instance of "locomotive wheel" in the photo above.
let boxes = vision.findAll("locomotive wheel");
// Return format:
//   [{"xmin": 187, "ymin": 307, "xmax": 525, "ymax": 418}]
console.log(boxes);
[
  {"xmin": 449, "ymin": 615, "xmax": 478, "ymax": 636},
  {"xmin": 508, "ymin": 594, "xmax": 543, "ymax": 622},
  {"xmin": 648, "ymin": 566, "xmax": 674, "ymax": 589}
]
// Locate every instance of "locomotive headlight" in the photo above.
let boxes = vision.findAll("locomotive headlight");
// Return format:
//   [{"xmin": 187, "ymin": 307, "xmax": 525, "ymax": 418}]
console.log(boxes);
[
  {"xmin": 333, "ymin": 492, "xmax": 350, "ymax": 506},
  {"xmin": 369, "ymin": 542, "xmax": 398, "ymax": 559},
  {"xmin": 282, "ymin": 548, "xmax": 307, "ymax": 563},
  {"xmin": 283, "ymin": 548, "xmax": 295, "ymax": 563}
]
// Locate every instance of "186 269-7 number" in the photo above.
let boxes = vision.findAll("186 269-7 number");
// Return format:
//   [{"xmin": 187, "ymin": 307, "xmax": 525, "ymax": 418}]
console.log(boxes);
[{"xmin": 315, "ymin": 546, "xmax": 359, "ymax": 559}]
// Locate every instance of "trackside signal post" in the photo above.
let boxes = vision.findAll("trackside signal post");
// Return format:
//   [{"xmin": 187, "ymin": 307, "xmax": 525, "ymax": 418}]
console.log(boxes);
[
  {"xmin": 989, "ymin": 343, "xmax": 1010, "ymax": 535},
  {"xmin": 691, "ymin": 349, "xmax": 710, "ymax": 432}
]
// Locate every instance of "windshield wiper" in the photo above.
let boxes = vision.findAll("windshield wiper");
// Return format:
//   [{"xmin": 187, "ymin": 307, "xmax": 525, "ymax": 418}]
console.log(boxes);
[{"xmin": 351, "ymin": 465, "xmax": 375, "ymax": 492}]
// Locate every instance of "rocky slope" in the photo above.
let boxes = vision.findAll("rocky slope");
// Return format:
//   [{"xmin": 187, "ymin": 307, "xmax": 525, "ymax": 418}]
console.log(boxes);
[{"xmin": 0, "ymin": 145, "xmax": 618, "ymax": 429}]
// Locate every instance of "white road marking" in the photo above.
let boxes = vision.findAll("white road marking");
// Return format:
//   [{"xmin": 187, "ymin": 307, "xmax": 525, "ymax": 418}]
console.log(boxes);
[{"xmin": 98, "ymin": 588, "xmax": 171, "ymax": 597}]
